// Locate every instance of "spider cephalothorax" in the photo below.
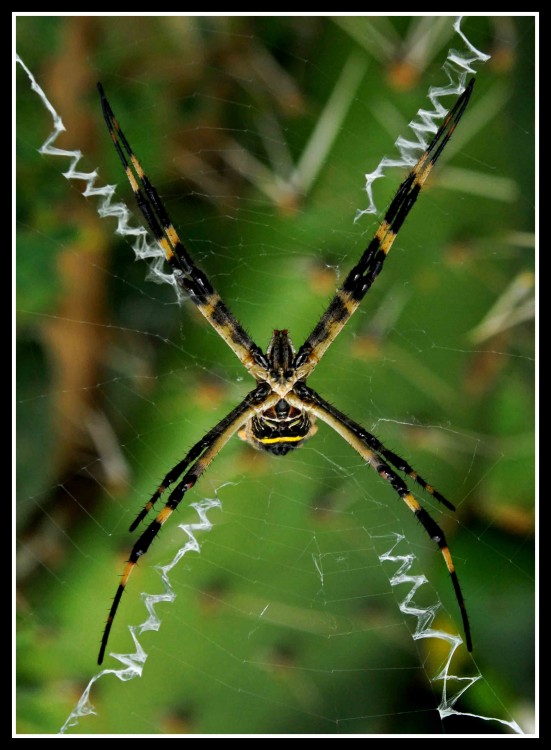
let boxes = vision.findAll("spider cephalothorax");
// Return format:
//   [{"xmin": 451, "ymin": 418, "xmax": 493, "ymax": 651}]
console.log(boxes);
[
  {"xmin": 238, "ymin": 329, "xmax": 318, "ymax": 456},
  {"xmin": 97, "ymin": 79, "xmax": 475, "ymax": 665}
]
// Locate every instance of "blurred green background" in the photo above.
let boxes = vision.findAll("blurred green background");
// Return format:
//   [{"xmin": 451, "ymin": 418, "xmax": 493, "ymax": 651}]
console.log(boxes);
[{"xmin": 16, "ymin": 16, "xmax": 535, "ymax": 735}]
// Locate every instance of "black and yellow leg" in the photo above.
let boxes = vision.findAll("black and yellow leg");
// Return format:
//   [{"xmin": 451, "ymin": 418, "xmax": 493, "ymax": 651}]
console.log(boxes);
[
  {"xmin": 398, "ymin": 490, "xmax": 472, "ymax": 652},
  {"xmin": 289, "ymin": 385, "xmax": 472, "ymax": 652},
  {"xmin": 97, "ymin": 84, "xmax": 269, "ymax": 379},
  {"xmin": 98, "ymin": 384, "xmax": 277, "ymax": 664},
  {"xmin": 293, "ymin": 383, "xmax": 456, "ymax": 511},
  {"xmin": 295, "ymin": 79, "xmax": 474, "ymax": 377}
]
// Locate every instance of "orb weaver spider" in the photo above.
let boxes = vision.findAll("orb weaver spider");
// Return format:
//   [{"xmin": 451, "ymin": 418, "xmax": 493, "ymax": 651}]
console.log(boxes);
[{"xmin": 97, "ymin": 78, "xmax": 474, "ymax": 664}]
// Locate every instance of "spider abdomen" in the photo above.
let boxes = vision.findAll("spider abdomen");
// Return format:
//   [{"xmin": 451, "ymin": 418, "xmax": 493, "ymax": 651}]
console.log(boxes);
[{"xmin": 239, "ymin": 400, "xmax": 317, "ymax": 455}]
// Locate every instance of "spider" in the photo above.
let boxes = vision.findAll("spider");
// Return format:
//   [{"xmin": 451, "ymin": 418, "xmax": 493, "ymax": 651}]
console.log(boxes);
[{"xmin": 97, "ymin": 78, "xmax": 474, "ymax": 665}]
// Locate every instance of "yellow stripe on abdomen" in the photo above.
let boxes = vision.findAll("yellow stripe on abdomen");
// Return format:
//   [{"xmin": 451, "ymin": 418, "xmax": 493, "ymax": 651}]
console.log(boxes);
[{"xmin": 257, "ymin": 435, "xmax": 304, "ymax": 445}]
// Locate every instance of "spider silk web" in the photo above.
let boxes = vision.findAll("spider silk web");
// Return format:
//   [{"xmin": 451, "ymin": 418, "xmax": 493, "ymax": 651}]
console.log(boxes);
[{"xmin": 15, "ymin": 14, "xmax": 536, "ymax": 737}]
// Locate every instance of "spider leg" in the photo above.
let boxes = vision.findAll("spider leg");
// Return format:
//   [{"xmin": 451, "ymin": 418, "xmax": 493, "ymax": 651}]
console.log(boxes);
[
  {"xmin": 97, "ymin": 83, "xmax": 269, "ymax": 380},
  {"xmin": 289, "ymin": 383, "xmax": 472, "ymax": 651},
  {"xmin": 98, "ymin": 383, "xmax": 277, "ymax": 664},
  {"xmin": 294, "ymin": 79, "xmax": 474, "ymax": 380},
  {"xmin": 128, "ymin": 408, "xmax": 260, "ymax": 533}
]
